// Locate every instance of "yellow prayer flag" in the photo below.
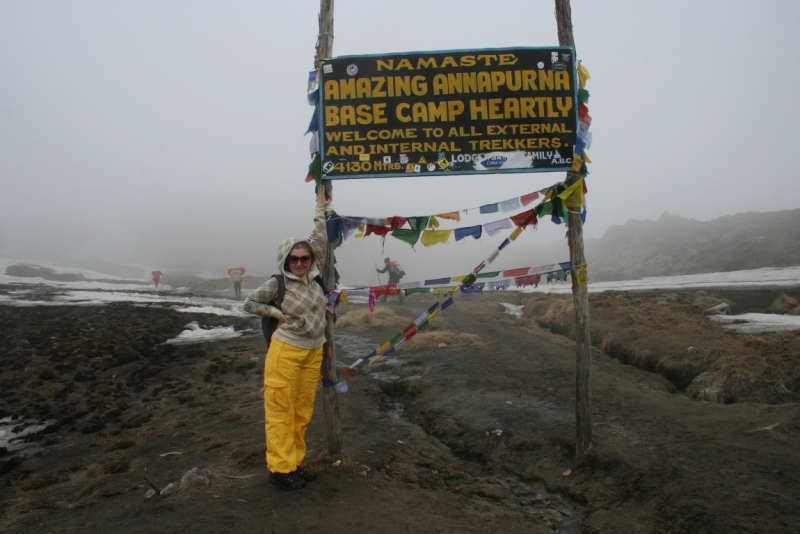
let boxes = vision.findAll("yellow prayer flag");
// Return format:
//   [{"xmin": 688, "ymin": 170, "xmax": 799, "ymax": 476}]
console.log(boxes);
[
  {"xmin": 355, "ymin": 223, "xmax": 365, "ymax": 239},
  {"xmin": 571, "ymin": 155, "xmax": 583, "ymax": 173},
  {"xmin": 376, "ymin": 341, "xmax": 391, "ymax": 354},
  {"xmin": 558, "ymin": 178, "xmax": 583, "ymax": 201},
  {"xmin": 428, "ymin": 310, "xmax": 440, "ymax": 322},
  {"xmin": 509, "ymin": 226, "xmax": 523, "ymax": 241},
  {"xmin": 559, "ymin": 178, "xmax": 585, "ymax": 208},
  {"xmin": 582, "ymin": 151, "xmax": 591, "ymax": 164},
  {"xmin": 428, "ymin": 216, "xmax": 440, "ymax": 229},
  {"xmin": 575, "ymin": 265, "xmax": 588, "ymax": 286},
  {"xmin": 368, "ymin": 356, "xmax": 383, "ymax": 365},
  {"xmin": 420, "ymin": 229, "xmax": 452, "ymax": 247},
  {"xmin": 578, "ymin": 64, "xmax": 591, "ymax": 88},
  {"xmin": 433, "ymin": 286, "xmax": 458, "ymax": 298},
  {"xmin": 450, "ymin": 275, "xmax": 468, "ymax": 283}
]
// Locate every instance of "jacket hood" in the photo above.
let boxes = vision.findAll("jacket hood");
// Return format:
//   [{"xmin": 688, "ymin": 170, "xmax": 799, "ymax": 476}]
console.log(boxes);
[{"xmin": 276, "ymin": 237, "xmax": 320, "ymax": 281}]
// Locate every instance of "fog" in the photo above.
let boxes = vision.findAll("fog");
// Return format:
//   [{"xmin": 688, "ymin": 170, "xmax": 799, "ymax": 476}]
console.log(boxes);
[{"xmin": 2, "ymin": 1, "xmax": 799, "ymax": 284}]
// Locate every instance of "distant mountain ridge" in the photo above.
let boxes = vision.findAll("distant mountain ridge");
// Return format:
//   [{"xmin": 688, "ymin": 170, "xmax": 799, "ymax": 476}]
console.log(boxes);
[{"xmin": 586, "ymin": 209, "xmax": 800, "ymax": 282}]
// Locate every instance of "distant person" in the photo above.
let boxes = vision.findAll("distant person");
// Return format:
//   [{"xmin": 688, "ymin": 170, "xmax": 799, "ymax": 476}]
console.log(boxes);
[
  {"xmin": 376, "ymin": 257, "xmax": 405, "ymax": 303},
  {"xmin": 228, "ymin": 267, "xmax": 245, "ymax": 298},
  {"xmin": 243, "ymin": 187, "xmax": 331, "ymax": 491},
  {"xmin": 151, "ymin": 270, "xmax": 162, "ymax": 288}
]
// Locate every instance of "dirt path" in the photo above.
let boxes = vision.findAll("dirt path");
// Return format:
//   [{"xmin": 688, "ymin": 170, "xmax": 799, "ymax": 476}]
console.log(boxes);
[{"xmin": 1, "ymin": 290, "xmax": 799, "ymax": 532}]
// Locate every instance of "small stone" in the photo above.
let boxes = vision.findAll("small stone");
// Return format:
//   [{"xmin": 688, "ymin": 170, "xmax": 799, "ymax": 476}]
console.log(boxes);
[
  {"xmin": 160, "ymin": 483, "xmax": 175, "ymax": 496},
  {"xmin": 180, "ymin": 467, "xmax": 211, "ymax": 489},
  {"xmin": 438, "ymin": 343, "xmax": 448, "ymax": 348},
  {"xmin": 562, "ymin": 469, "xmax": 572, "ymax": 477},
  {"xmin": 358, "ymin": 470, "xmax": 367, "ymax": 476},
  {"xmin": 332, "ymin": 460, "xmax": 342, "ymax": 467},
  {"xmin": 145, "ymin": 489, "xmax": 156, "ymax": 498}
]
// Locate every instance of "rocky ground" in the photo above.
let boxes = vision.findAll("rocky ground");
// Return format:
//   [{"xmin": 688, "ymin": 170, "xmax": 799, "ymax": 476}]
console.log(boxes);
[{"xmin": 0, "ymin": 284, "xmax": 799, "ymax": 533}]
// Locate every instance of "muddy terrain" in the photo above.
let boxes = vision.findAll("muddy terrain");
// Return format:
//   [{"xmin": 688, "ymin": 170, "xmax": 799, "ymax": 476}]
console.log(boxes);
[{"xmin": 1, "ymin": 284, "xmax": 799, "ymax": 533}]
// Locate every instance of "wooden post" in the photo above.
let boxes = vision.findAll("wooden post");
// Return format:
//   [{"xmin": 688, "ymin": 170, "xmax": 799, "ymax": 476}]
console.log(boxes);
[
  {"xmin": 315, "ymin": 0, "xmax": 343, "ymax": 456},
  {"xmin": 554, "ymin": 0, "xmax": 593, "ymax": 467}
]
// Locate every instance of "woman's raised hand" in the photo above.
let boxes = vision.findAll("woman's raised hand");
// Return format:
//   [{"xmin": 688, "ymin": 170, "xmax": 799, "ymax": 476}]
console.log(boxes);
[{"xmin": 316, "ymin": 185, "xmax": 332, "ymax": 207}]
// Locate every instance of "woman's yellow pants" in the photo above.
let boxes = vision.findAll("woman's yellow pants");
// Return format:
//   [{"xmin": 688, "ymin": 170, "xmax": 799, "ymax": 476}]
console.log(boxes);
[{"xmin": 263, "ymin": 338, "xmax": 323, "ymax": 475}]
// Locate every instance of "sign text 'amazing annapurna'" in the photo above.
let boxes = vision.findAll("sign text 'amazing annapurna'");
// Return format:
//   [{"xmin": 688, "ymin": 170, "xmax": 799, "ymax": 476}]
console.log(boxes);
[{"xmin": 318, "ymin": 47, "xmax": 577, "ymax": 179}]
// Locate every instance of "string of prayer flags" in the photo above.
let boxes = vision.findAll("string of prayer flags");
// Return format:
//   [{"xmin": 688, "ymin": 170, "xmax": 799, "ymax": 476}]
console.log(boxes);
[{"xmin": 479, "ymin": 203, "xmax": 500, "ymax": 214}]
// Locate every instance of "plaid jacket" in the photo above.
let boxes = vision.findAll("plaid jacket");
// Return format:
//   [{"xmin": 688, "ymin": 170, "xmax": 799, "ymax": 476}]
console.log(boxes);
[{"xmin": 243, "ymin": 206, "xmax": 328, "ymax": 349}]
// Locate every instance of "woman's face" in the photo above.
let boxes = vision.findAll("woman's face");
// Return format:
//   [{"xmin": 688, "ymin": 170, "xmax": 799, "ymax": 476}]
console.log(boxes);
[{"xmin": 287, "ymin": 245, "xmax": 313, "ymax": 277}]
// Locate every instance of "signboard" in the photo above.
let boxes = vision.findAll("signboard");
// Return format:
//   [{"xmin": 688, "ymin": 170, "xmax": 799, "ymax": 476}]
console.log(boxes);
[{"xmin": 318, "ymin": 47, "xmax": 577, "ymax": 180}]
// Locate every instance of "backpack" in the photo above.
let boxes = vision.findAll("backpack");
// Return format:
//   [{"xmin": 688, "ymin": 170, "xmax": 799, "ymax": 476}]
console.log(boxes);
[
  {"xmin": 260, "ymin": 274, "xmax": 326, "ymax": 347},
  {"xmin": 393, "ymin": 262, "xmax": 406, "ymax": 279}
]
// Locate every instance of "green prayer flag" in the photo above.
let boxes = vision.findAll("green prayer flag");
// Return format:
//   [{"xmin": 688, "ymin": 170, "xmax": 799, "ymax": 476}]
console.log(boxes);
[
  {"xmin": 308, "ymin": 153, "xmax": 321, "ymax": 187},
  {"xmin": 406, "ymin": 216, "xmax": 430, "ymax": 232},
  {"xmin": 404, "ymin": 287, "xmax": 431, "ymax": 295},
  {"xmin": 391, "ymin": 229, "xmax": 421, "ymax": 246},
  {"xmin": 476, "ymin": 271, "xmax": 501, "ymax": 279},
  {"xmin": 417, "ymin": 318, "xmax": 430, "ymax": 330},
  {"xmin": 578, "ymin": 88, "xmax": 590, "ymax": 104},
  {"xmin": 389, "ymin": 332, "xmax": 404, "ymax": 345},
  {"xmin": 461, "ymin": 273, "xmax": 477, "ymax": 285}
]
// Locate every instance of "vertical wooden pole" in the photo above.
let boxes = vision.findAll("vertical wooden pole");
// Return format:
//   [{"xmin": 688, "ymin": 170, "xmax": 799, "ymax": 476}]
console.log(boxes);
[
  {"xmin": 315, "ymin": 0, "xmax": 343, "ymax": 456},
  {"xmin": 554, "ymin": 0, "xmax": 593, "ymax": 467}
]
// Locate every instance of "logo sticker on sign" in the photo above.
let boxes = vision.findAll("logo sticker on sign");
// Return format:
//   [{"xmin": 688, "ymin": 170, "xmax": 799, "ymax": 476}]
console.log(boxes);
[
  {"xmin": 346, "ymin": 64, "xmax": 358, "ymax": 76},
  {"xmin": 322, "ymin": 161, "xmax": 334, "ymax": 173}
]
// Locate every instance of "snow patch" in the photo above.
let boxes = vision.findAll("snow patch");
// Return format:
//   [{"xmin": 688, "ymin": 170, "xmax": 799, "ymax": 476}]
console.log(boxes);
[
  {"xmin": 708, "ymin": 313, "xmax": 800, "ymax": 334},
  {"xmin": 165, "ymin": 322, "xmax": 245, "ymax": 344}
]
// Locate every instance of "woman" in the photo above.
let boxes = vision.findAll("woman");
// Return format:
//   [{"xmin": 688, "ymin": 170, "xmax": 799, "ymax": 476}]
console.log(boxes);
[{"xmin": 243, "ymin": 188, "xmax": 331, "ymax": 490}]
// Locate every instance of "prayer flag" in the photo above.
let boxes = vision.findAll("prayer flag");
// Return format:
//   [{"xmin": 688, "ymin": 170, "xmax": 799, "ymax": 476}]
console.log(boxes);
[
  {"xmin": 391, "ymin": 229, "xmax": 421, "ymax": 246},
  {"xmin": 342, "ymin": 218, "xmax": 364, "ymax": 240},
  {"xmin": 500, "ymin": 198, "xmax": 521, "ymax": 212},
  {"xmin": 510, "ymin": 210, "xmax": 536, "ymax": 228},
  {"xmin": 407, "ymin": 216, "xmax": 430, "ymax": 231},
  {"xmin": 420, "ymin": 229, "xmax": 452, "ymax": 247},
  {"xmin": 404, "ymin": 287, "xmax": 431, "ymax": 295},
  {"xmin": 436, "ymin": 211, "xmax": 461, "ymax": 222},
  {"xmin": 425, "ymin": 277, "xmax": 451, "ymax": 286},
  {"xmin": 484, "ymin": 219, "xmax": 513, "ymax": 236},
  {"xmin": 454, "ymin": 225, "xmax": 482, "ymax": 241},
  {"xmin": 520, "ymin": 191, "xmax": 540, "ymax": 206},
  {"xmin": 577, "ymin": 63, "xmax": 591, "ymax": 88},
  {"xmin": 480, "ymin": 203, "xmax": 500, "ymax": 214}
]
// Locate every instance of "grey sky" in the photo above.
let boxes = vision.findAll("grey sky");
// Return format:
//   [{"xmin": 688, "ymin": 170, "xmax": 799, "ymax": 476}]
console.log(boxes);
[{"xmin": 1, "ymin": 1, "xmax": 799, "ymax": 283}]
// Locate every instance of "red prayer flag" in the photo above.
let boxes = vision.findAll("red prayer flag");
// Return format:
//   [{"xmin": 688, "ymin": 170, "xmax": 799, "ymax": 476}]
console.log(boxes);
[
  {"xmin": 520, "ymin": 191, "xmax": 540, "ymax": 206},
  {"xmin": 503, "ymin": 267, "xmax": 530, "ymax": 278}
]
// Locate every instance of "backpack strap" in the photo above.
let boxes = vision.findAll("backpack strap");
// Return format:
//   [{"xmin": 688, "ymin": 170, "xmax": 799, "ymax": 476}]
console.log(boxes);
[
  {"xmin": 269, "ymin": 274, "xmax": 286, "ymax": 309},
  {"xmin": 262, "ymin": 275, "xmax": 286, "ymax": 347}
]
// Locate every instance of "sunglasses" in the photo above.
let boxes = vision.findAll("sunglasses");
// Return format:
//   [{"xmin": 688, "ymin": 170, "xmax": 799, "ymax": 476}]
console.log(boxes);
[{"xmin": 288, "ymin": 255, "xmax": 312, "ymax": 264}]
